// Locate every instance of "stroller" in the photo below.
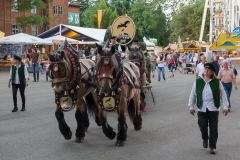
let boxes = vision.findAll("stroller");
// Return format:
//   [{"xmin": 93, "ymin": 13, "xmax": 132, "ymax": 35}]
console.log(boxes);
[{"xmin": 183, "ymin": 63, "xmax": 195, "ymax": 74}]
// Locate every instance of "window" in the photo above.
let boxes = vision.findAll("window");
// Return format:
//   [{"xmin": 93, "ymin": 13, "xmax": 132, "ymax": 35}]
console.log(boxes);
[
  {"xmin": 11, "ymin": 0, "xmax": 18, "ymax": 12},
  {"xmin": 59, "ymin": 6, "xmax": 64, "ymax": 15},
  {"xmin": 236, "ymin": 41, "xmax": 240, "ymax": 46},
  {"xmin": 31, "ymin": 6, "xmax": 37, "ymax": 14},
  {"xmin": 32, "ymin": 26, "xmax": 38, "ymax": 36},
  {"xmin": 12, "ymin": 25, "xmax": 18, "ymax": 34},
  {"xmin": 54, "ymin": 5, "xmax": 58, "ymax": 15}
]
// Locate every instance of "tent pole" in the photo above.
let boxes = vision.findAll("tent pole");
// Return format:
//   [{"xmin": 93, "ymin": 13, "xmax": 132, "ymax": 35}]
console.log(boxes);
[{"xmin": 60, "ymin": 24, "xmax": 62, "ymax": 36}]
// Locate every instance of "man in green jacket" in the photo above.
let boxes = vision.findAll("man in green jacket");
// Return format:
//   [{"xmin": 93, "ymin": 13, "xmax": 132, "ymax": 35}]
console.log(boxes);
[
  {"xmin": 8, "ymin": 55, "xmax": 29, "ymax": 112},
  {"xmin": 188, "ymin": 62, "xmax": 228, "ymax": 154}
]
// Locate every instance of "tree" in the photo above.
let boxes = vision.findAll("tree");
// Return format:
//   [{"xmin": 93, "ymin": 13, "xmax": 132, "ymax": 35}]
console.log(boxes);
[
  {"xmin": 109, "ymin": 0, "xmax": 136, "ymax": 16},
  {"xmin": 9, "ymin": 0, "xmax": 52, "ymax": 30},
  {"xmin": 169, "ymin": 0, "xmax": 210, "ymax": 42},
  {"xmin": 129, "ymin": 0, "xmax": 168, "ymax": 46},
  {"xmin": 81, "ymin": 0, "xmax": 119, "ymax": 28}
]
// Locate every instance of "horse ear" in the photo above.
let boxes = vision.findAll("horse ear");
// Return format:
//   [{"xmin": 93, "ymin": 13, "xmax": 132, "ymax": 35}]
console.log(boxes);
[
  {"xmin": 111, "ymin": 46, "xmax": 115, "ymax": 55},
  {"xmin": 97, "ymin": 45, "xmax": 102, "ymax": 54},
  {"xmin": 95, "ymin": 43, "xmax": 99, "ymax": 48},
  {"xmin": 127, "ymin": 45, "xmax": 131, "ymax": 51},
  {"xmin": 59, "ymin": 51, "xmax": 65, "ymax": 59}
]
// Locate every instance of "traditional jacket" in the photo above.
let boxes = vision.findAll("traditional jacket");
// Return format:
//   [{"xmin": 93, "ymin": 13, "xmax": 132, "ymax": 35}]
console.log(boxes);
[
  {"xmin": 196, "ymin": 77, "xmax": 220, "ymax": 108},
  {"xmin": 11, "ymin": 65, "xmax": 26, "ymax": 84}
]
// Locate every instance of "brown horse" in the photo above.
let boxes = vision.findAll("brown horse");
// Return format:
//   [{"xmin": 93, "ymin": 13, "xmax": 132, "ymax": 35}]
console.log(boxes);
[
  {"xmin": 48, "ymin": 41, "xmax": 99, "ymax": 143},
  {"xmin": 95, "ymin": 44, "xmax": 143, "ymax": 147},
  {"xmin": 128, "ymin": 45, "xmax": 147, "ymax": 106}
]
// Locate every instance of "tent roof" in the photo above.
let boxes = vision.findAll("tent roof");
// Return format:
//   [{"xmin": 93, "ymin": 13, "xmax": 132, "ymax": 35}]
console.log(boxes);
[
  {"xmin": 144, "ymin": 40, "xmax": 155, "ymax": 47},
  {"xmin": 38, "ymin": 24, "xmax": 107, "ymax": 42},
  {"xmin": 0, "ymin": 33, "xmax": 51, "ymax": 45}
]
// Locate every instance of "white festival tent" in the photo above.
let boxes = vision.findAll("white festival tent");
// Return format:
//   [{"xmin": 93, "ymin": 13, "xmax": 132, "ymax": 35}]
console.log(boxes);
[
  {"xmin": 0, "ymin": 33, "xmax": 52, "ymax": 45},
  {"xmin": 0, "ymin": 33, "xmax": 52, "ymax": 56},
  {"xmin": 44, "ymin": 35, "xmax": 101, "ymax": 45},
  {"xmin": 44, "ymin": 35, "xmax": 79, "ymax": 44},
  {"xmin": 38, "ymin": 24, "xmax": 106, "ymax": 43}
]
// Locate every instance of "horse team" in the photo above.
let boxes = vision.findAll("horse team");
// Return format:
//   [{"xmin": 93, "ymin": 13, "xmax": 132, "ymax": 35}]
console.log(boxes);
[{"xmin": 48, "ymin": 40, "xmax": 148, "ymax": 147}]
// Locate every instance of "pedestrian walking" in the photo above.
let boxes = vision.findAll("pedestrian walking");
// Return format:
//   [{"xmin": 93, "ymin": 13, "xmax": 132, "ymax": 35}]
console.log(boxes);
[
  {"xmin": 150, "ymin": 52, "xmax": 157, "ymax": 77},
  {"xmin": 173, "ymin": 51, "xmax": 179, "ymax": 70},
  {"xmin": 156, "ymin": 52, "xmax": 165, "ymax": 81},
  {"xmin": 167, "ymin": 53, "xmax": 175, "ymax": 78},
  {"xmin": 218, "ymin": 60, "xmax": 238, "ymax": 112},
  {"xmin": 45, "ymin": 61, "xmax": 51, "ymax": 82},
  {"xmin": 211, "ymin": 55, "xmax": 220, "ymax": 76},
  {"xmin": 31, "ymin": 48, "xmax": 40, "ymax": 82},
  {"xmin": 196, "ymin": 55, "xmax": 206, "ymax": 78},
  {"xmin": 22, "ymin": 53, "xmax": 30, "ymax": 71},
  {"xmin": 232, "ymin": 65, "xmax": 238, "ymax": 77},
  {"xmin": 8, "ymin": 55, "xmax": 29, "ymax": 112},
  {"xmin": 38, "ymin": 54, "xmax": 44, "ymax": 74},
  {"xmin": 188, "ymin": 62, "xmax": 229, "ymax": 154}
]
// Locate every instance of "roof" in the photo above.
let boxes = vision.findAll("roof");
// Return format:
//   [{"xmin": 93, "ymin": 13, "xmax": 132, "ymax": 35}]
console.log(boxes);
[
  {"xmin": 210, "ymin": 32, "xmax": 240, "ymax": 51},
  {"xmin": 0, "ymin": 33, "xmax": 51, "ymax": 45},
  {"xmin": 68, "ymin": 3, "xmax": 83, "ymax": 8},
  {"xmin": 38, "ymin": 24, "xmax": 107, "ymax": 42}
]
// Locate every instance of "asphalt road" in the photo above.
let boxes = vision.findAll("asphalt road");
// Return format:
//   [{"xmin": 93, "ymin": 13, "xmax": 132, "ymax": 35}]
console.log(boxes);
[{"xmin": 0, "ymin": 68, "xmax": 240, "ymax": 160}]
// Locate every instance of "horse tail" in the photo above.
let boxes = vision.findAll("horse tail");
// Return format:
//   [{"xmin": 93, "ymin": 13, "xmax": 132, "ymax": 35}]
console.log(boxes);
[
  {"xmin": 127, "ymin": 98, "xmax": 135, "ymax": 122},
  {"xmin": 85, "ymin": 93, "xmax": 97, "ymax": 116}
]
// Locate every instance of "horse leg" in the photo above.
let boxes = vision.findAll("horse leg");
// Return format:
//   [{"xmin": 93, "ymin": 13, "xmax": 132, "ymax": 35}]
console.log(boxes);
[
  {"xmin": 55, "ymin": 106, "xmax": 72, "ymax": 140},
  {"xmin": 98, "ymin": 107, "xmax": 116, "ymax": 140},
  {"xmin": 133, "ymin": 90, "xmax": 143, "ymax": 130},
  {"xmin": 82, "ymin": 103, "xmax": 90, "ymax": 131},
  {"xmin": 75, "ymin": 99, "xmax": 87, "ymax": 143},
  {"xmin": 116, "ymin": 100, "xmax": 128, "ymax": 147}
]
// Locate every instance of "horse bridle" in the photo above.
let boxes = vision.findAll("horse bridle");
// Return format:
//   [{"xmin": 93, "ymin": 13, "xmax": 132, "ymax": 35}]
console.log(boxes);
[
  {"xmin": 49, "ymin": 61, "xmax": 69, "ymax": 84},
  {"xmin": 96, "ymin": 55, "xmax": 116, "ymax": 83}
]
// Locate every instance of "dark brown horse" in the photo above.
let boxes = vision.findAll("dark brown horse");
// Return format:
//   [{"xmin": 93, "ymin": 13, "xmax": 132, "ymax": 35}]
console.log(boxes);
[
  {"xmin": 48, "ymin": 41, "xmax": 99, "ymax": 143},
  {"xmin": 128, "ymin": 45, "xmax": 147, "ymax": 106},
  {"xmin": 95, "ymin": 44, "xmax": 143, "ymax": 147}
]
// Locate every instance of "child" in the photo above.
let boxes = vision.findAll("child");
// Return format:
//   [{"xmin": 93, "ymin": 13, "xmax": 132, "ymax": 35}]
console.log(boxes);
[{"xmin": 45, "ymin": 61, "xmax": 50, "ymax": 82}]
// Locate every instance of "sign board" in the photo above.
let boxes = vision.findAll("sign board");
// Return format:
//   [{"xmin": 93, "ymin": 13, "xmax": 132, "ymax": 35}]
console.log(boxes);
[
  {"xmin": 68, "ymin": 12, "xmax": 79, "ymax": 25},
  {"xmin": 111, "ymin": 15, "xmax": 135, "ymax": 45}
]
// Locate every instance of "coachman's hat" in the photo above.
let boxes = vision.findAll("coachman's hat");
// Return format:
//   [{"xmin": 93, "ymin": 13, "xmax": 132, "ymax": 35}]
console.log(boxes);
[
  {"xmin": 204, "ymin": 62, "xmax": 215, "ymax": 71},
  {"xmin": 110, "ymin": 36, "xmax": 117, "ymax": 39},
  {"xmin": 14, "ymin": 55, "xmax": 22, "ymax": 61},
  {"xmin": 133, "ymin": 39, "xmax": 139, "ymax": 42}
]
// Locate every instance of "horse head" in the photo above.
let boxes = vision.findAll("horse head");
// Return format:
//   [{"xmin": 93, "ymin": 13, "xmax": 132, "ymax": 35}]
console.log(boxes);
[
  {"xmin": 128, "ymin": 45, "xmax": 144, "ymax": 68},
  {"xmin": 49, "ymin": 50, "xmax": 72, "ymax": 93},
  {"xmin": 95, "ymin": 44, "xmax": 119, "ymax": 94}
]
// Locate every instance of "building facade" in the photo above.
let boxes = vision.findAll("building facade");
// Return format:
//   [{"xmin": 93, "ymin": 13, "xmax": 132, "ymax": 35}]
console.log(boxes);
[{"xmin": 0, "ymin": 0, "xmax": 82, "ymax": 37}]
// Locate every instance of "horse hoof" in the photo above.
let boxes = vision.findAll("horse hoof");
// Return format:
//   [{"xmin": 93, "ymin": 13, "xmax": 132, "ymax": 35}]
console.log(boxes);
[
  {"xmin": 64, "ymin": 130, "xmax": 72, "ymax": 140},
  {"xmin": 134, "ymin": 125, "xmax": 142, "ymax": 131},
  {"xmin": 75, "ymin": 137, "xmax": 84, "ymax": 143},
  {"xmin": 115, "ymin": 140, "xmax": 125, "ymax": 147},
  {"xmin": 109, "ymin": 130, "xmax": 116, "ymax": 140},
  {"xmin": 84, "ymin": 127, "xmax": 88, "ymax": 132}
]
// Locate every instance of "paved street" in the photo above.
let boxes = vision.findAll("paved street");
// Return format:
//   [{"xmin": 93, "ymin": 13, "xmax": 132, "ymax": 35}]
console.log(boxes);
[{"xmin": 0, "ymin": 68, "xmax": 240, "ymax": 160}]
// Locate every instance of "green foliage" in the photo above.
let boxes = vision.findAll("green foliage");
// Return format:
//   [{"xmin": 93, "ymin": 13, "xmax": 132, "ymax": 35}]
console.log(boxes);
[
  {"xmin": 169, "ymin": 0, "xmax": 210, "ymax": 42},
  {"xmin": 109, "ymin": 0, "xmax": 135, "ymax": 15},
  {"xmin": 81, "ymin": 0, "xmax": 118, "ymax": 28},
  {"xmin": 16, "ymin": 16, "xmax": 51, "ymax": 29},
  {"xmin": 129, "ymin": 0, "xmax": 168, "ymax": 46}
]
